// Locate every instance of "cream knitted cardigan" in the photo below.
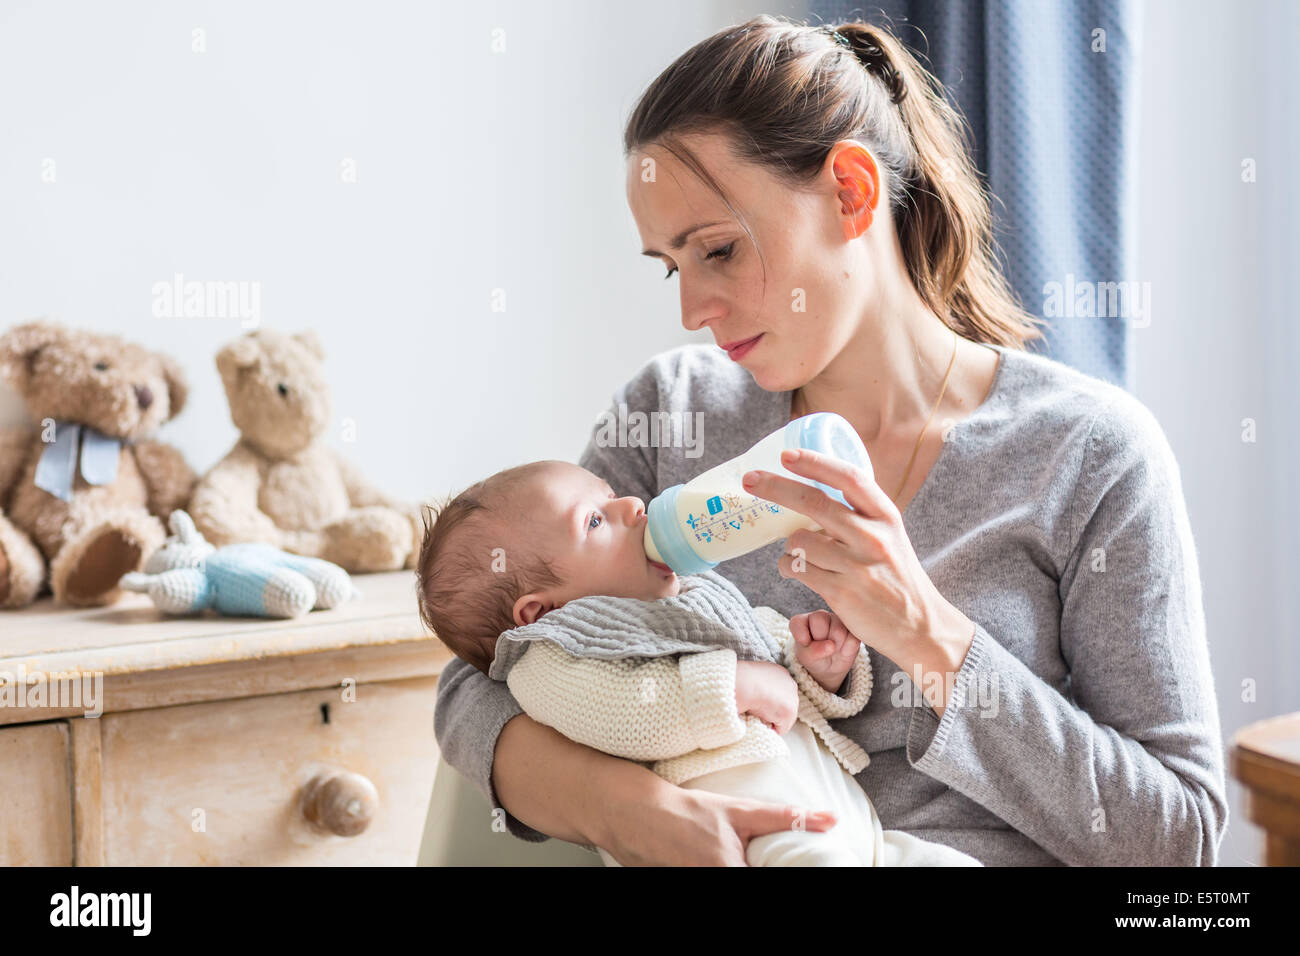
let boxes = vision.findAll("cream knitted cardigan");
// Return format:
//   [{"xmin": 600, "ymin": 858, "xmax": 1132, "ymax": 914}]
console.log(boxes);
[{"xmin": 504, "ymin": 605, "xmax": 874, "ymax": 786}]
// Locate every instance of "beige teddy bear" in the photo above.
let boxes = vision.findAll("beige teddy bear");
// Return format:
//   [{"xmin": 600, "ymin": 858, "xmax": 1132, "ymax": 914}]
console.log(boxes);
[
  {"xmin": 188, "ymin": 329, "xmax": 421, "ymax": 573},
  {"xmin": 0, "ymin": 320, "xmax": 196, "ymax": 607}
]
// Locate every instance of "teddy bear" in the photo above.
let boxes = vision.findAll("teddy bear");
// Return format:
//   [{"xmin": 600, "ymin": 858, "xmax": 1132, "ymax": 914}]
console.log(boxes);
[
  {"xmin": 188, "ymin": 329, "xmax": 421, "ymax": 573},
  {"xmin": 0, "ymin": 320, "xmax": 196, "ymax": 608},
  {"xmin": 121, "ymin": 510, "xmax": 356, "ymax": 618}
]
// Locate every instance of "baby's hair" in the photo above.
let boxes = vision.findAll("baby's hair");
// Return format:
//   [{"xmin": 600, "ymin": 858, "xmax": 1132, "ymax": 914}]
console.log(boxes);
[{"xmin": 415, "ymin": 461, "xmax": 565, "ymax": 675}]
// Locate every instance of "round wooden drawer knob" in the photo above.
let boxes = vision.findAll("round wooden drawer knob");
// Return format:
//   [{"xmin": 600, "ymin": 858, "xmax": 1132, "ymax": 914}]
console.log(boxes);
[{"xmin": 299, "ymin": 770, "xmax": 379, "ymax": 837}]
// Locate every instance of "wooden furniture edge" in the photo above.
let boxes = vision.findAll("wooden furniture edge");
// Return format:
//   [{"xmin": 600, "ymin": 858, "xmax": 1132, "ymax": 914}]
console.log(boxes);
[
  {"xmin": 0, "ymin": 637, "xmax": 453, "ymax": 725},
  {"xmin": 70, "ymin": 717, "xmax": 105, "ymax": 866}
]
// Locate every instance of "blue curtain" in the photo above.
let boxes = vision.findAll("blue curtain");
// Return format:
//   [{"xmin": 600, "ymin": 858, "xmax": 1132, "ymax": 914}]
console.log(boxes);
[{"xmin": 812, "ymin": 0, "xmax": 1141, "ymax": 387}]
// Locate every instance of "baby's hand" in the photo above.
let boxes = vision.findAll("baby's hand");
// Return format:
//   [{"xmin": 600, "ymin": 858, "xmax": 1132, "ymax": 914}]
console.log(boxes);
[
  {"xmin": 734, "ymin": 660, "xmax": 799, "ymax": 734},
  {"xmin": 790, "ymin": 610, "xmax": 862, "ymax": 694}
]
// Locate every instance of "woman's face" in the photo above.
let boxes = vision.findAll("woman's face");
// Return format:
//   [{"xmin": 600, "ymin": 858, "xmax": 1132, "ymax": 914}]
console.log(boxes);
[{"xmin": 626, "ymin": 131, "xmax": 877, "ymax": 393}]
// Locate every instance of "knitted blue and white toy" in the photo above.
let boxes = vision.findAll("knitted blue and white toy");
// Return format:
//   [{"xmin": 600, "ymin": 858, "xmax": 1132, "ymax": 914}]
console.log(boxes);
[{"xmin": 121, "ymin": 511, "xmax": 357, "ymax": 618}]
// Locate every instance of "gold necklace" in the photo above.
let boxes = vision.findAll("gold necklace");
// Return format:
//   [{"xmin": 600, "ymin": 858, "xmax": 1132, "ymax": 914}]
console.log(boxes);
[
  {"xmin": 893, "ymin": 326, "xmax": 959, "ymax": 502},
  {"xmin": 789, "ymin": 325, "xmax": 959, "ymax": 504}
]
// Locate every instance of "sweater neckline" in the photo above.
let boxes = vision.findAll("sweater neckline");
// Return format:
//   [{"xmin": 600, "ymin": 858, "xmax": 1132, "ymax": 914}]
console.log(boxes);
[
  {"xmin": 763, "ymin": 341, "xmax": 1015, "ymax": 523},
  {"xmin": 897, "ymin": 342, "xmax": 1011, "ymax": 523}
]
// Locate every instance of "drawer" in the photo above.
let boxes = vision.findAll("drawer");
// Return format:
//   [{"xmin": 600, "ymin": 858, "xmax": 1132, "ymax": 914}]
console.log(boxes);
[
  {"xmin": 96, "ymin": 677, "xmax": 438, "ymax": 865},
  {"xmin": 0, "ymin": 721, "xmax": 73, "ymax": 865}
]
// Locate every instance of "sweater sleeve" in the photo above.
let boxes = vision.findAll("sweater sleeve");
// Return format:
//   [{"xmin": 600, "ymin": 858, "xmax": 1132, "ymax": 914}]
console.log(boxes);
[
  {"xmin": 506, "ymin": 643, "xmax": 747, "ymax": 759},
  {"xmin": 433, "ymin": 656, "xmax": 550, "ymax": 843},
  {"xmin": 903, "ymin": 392, "xmax": 1229, "ymax": 866}
]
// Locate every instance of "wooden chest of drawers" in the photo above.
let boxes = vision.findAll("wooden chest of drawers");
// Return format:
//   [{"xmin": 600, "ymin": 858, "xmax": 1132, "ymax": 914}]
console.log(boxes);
[{"xmin": 0, "ymin": 571, "xmax": 450, "ymax": 866}]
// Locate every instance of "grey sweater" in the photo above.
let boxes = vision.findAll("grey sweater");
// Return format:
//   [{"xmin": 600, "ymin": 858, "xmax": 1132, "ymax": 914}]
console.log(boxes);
[{"xmin": 434, "ymin": 342, "xmax": 1229, "ymax": 866}]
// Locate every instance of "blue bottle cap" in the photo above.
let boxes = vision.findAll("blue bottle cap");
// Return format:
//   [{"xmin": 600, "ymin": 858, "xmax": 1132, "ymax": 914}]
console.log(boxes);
[
  {"xmin": 784, "ymin": 412, "xmax": 873, "ymax": 507},
  {"xmin": 646, "ymin": 484, "xmax": 717, "ymax": 576}
]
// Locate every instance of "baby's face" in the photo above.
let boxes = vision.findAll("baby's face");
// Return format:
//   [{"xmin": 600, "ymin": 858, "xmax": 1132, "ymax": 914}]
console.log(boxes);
[{"xmin": 511, "ymin": 462, "xmax": 680, "ymax": 622}]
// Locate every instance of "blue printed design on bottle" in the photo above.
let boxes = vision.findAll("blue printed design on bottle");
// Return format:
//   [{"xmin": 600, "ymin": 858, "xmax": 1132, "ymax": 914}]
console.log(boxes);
[{"xmin": 683, "ymin": 494, "xmax": 784, "ymax": 546}]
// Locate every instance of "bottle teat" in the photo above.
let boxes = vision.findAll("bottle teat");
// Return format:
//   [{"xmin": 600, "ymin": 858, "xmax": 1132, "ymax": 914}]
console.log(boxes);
[{"xmin": 644, "ymin": 524, "xmax": 665, "ymax": 564}]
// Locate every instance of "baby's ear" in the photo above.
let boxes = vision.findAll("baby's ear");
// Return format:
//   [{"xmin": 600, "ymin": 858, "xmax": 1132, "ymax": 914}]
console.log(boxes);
[{"xmin": 0, "ymin": 319, "xmax": 67, "ymax": 390}]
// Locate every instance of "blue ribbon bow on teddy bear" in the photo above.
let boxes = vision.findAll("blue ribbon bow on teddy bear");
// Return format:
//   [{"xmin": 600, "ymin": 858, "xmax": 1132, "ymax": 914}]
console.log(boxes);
[{"xmin": 33, "ymin": 421, "xmax": 123, "ymax": 502}]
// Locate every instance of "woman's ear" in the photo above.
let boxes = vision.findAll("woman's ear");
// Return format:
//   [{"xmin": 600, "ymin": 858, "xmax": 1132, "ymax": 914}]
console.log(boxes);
[
  {"xmin": 158, "ymin": 353, "xmax": 189, "ymax": 420},
  {"xmin": 0, "ymin": 319, "xmax": 66, "ymax": 390},
  {"xmin": 829, "ymin": 142, "xmax": 880, "ymax": 240}
]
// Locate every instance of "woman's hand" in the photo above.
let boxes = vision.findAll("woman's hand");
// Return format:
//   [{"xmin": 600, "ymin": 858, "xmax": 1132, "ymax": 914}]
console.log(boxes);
[
  {"xmin": 741, "ymin": 447, "xmax": 977, "ymax": 714},
  {"xmin": 734, "ymin": 659, "xmax": 799, "ymax": 733},
  {"xmin": 495, "ymin": 710, "xmax": 837, "ymax": 867},
  {"xmin": 599, "ymin": 777, "xmax": 839, "ymax": 866}
]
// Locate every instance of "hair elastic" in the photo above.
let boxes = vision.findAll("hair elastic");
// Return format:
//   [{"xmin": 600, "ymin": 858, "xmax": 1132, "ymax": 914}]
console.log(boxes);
[{"xmin": 821, "ymin": 23, "xmax": 906, "ymax": 105}]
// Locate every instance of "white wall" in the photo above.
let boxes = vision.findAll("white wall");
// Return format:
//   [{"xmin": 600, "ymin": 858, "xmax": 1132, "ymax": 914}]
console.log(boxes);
[
  {"xmin": 4, "ymin": 0, "xmax": 1293, "ymax": 868},
  {"xmin": 1134, "ymin": 0, "xmax": 1299, "ymax": 866},
  {"xmin": 0, "ymin": 0, "xmax": 792, "ymax": 497}
]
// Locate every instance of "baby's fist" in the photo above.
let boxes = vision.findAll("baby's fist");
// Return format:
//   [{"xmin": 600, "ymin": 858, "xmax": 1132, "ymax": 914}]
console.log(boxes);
[{"xmin": 790, "ymin": 610, "xmax": 861, "ymax": 694}]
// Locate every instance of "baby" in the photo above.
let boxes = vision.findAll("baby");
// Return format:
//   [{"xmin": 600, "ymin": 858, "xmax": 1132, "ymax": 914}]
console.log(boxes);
[{"xmin": 418, "ymin": 458, "xmax": 982, "ymax": 867}]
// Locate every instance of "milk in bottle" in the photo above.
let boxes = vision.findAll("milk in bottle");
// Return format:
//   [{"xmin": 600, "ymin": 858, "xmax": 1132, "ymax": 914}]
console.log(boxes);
[{"xmin": 643, "ymin": 412, "xmax": 873, "ymax": 575}]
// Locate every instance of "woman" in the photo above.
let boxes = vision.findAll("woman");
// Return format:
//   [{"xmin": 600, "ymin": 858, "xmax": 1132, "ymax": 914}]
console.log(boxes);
[{"xmin": 434, "ymin": 16, "xmax": 1228, "ymax": 866}]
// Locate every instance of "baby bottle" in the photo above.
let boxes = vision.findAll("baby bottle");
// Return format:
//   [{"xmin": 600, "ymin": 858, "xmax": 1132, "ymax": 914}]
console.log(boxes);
[{"xmin": 644, "ymin": 412, "xmax": 873, "ymax": 575}]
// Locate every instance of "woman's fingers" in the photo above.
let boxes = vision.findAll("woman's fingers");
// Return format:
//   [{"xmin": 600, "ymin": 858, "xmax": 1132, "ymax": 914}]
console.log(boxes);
[
  {"xmin": 734, "ymin": 801, "xmax": 838, "ymax": 840},
  {"xmin": 785, "ymin": 447, "xmax": 896, "ymax": 518},
  {"xmin": 776, "ymin": 551, "xmax": 837, "ymax": 595},
  {"xmin": 742, "ymin": 455, "xmax": 896, "ymax": 554},
  {"xmin": 742, "ymin": 468, "xmax": 854, "ymax": 536},
  {"xmin": 743, "ymin": 468, "xmax": 852, "ymax": 530},
  {"xmin": 746, "ymin": 447, "xmax": 894, "ymax": 522},
  {"xmin": 783, "ymin": 527, "xmax": 857, "ymax": 573}
]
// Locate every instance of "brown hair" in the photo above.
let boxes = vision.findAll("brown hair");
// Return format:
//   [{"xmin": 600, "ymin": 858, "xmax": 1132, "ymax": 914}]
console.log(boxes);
[
  {"xmin": 415, "ymin": 462, "xmax": 564, "ymax": 675},
  {"xmin": 623, "ymin": 15, "xmax": 1045, "ymax": 349}
]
